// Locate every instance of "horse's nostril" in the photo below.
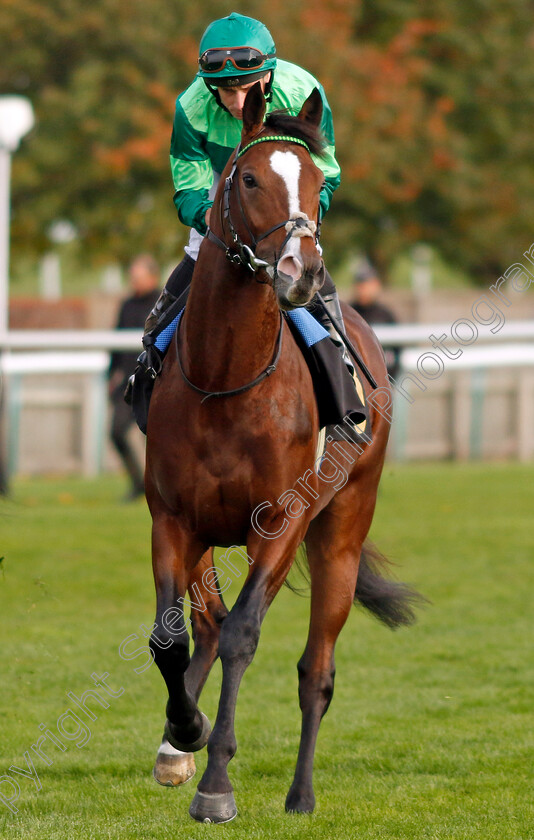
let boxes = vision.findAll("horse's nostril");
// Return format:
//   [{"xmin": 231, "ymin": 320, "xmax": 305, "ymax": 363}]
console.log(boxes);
[{"xmin": 277, "ymin": 254, "xmax": 303, "ymax": 282}]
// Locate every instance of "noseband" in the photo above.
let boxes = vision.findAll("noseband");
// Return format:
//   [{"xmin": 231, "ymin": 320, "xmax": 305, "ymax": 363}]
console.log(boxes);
[{"xmin": 206, "ymin": 135, "xmax": 322, "ymax": 282}]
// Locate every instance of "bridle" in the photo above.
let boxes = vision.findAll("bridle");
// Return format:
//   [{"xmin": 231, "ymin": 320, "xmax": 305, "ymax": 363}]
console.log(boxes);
[
  {"xmin": 176, "ymin": 133, "xmax": 323, "ymax": 400},
  {"xmin": 206, "ymin": 134, "xmax": 323, "ymax": 283}
]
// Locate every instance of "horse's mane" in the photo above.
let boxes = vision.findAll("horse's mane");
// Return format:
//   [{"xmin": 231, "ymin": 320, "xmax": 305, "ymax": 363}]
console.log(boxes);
[{"xmin": 263, "ymin": 110, "xmax": 327, "ymax": 157}]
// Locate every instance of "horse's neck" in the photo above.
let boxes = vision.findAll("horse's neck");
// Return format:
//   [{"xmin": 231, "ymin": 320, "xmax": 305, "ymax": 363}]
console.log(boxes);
[{"xmin": 182, "ymin": 243, "xmax": 280, "ymax": 392}]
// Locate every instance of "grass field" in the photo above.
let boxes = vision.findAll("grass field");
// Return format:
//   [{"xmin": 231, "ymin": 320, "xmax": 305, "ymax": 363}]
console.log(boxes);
[{"xmin": 1, "ymin": 463, "xmax": 532, "ymax": 839}]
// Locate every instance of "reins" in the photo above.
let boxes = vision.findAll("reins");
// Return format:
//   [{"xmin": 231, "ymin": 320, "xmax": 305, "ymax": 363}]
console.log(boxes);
[{"xmin": 175, "ymin": 310, "xmax": 284, "ymax": 402}]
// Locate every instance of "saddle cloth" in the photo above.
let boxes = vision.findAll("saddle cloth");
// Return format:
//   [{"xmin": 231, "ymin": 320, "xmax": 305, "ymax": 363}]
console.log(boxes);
[{"xmin": 154, "ymin": 307, "xmax": 326, "ymax": 353}]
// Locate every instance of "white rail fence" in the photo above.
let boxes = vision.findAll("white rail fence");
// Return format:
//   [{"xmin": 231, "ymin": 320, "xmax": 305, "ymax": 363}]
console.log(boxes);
[{"xmin": 1, "ymin": 322, "xmax": 534, "ymax": 475}]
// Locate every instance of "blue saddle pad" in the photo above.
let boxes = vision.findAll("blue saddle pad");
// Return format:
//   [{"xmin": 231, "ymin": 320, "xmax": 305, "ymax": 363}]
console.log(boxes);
[
  {"xmin": 154, "ymin": 310, "xmax": 184, "ymax": 353},
  {"xmin": 153, "ymin": 307, "xmax": 328, "ymax": 354},
  {"xmin": 286, "ymin": 309, "xmax": 329, "ymax": 346}
]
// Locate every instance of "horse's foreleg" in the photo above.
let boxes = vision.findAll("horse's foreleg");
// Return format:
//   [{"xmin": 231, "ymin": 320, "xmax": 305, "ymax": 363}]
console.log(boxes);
[
  {"xmin": 185, "ymin": 548, "xmax": 229, "ymax": 702},
  {"xmin": 286, "ymin": 490, "xmax": 377, "ymax": 813},
  {"xmin": 150, "ymin": 515, "xmax": 210, "ymax": 787},
  {"xmin": 188, "ymin": 526, "xmax": 305, "ymax": 824}
]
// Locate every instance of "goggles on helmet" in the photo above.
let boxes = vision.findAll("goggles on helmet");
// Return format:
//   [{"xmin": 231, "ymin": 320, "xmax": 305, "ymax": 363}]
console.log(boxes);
[{"xmin": 199, "ymin": 46, "xmax": 276, "ymax": 74}]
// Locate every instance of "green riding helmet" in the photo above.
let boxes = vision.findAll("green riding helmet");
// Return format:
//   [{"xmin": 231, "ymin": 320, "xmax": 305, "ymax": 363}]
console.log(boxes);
[{"xmin": 198, "ymin": 12, "xmax": 277, "ymax": 88}]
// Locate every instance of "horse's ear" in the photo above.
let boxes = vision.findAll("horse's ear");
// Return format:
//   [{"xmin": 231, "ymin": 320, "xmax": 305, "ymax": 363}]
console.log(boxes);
[
  {"xmin": 297, "ymin": 87, "xmax": 323, "ymax": 128},
  {"xmin": 242, "ymin": 82, "xmax": 266, "ymax": 139}
]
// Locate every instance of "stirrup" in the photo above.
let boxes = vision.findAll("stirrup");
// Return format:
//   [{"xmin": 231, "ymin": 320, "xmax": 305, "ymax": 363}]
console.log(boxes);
[{"xmin": 138, "ymin": 287, "xmax": 180, "ymax": 377}]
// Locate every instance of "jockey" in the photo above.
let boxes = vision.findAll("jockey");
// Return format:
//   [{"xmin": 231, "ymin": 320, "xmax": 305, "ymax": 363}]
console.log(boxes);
[{"xmin": 134, "ymin": 12, "xmax": 353, "ymax": 386}]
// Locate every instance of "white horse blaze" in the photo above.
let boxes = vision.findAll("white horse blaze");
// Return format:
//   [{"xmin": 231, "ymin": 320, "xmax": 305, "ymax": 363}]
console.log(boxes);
[
  {"xmin": 270, "ymin": 150, "xmax": 303, "ymax": 282},
  {"xmin": 270, "ymin": 150, "xmax": 302, "ymax": 216}
]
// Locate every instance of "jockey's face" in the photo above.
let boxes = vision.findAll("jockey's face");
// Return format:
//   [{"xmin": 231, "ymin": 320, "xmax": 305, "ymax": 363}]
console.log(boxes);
[{"xmin": 217, "ymin": 73, "xmax": 271, "ymax": 120}]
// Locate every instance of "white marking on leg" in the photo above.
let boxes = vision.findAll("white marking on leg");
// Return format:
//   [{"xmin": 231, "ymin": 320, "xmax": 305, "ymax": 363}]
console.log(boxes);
[{"xmin": 157, "ymin": 739, "xmax": 189, "ymax": 756}]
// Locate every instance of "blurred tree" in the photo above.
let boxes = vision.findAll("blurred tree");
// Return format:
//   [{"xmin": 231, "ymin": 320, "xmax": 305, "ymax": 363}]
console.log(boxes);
[
  {"xmin": 1, "ymin": 0, "xmax": 534, "ymax": 281},
  {"xmin": 415, "ymin": 0, "xmax": 534, "ymax": 280},
  {"xmin": 1, "ymin": 0, "xmax": 210, "ymax": 265},
  {"xmin": 261, "ymin": 0, "xmax": 534, "ymax": 279}
]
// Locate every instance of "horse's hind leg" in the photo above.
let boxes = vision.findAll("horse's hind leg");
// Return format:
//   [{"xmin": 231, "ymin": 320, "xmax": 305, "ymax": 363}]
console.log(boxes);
[
  {"xmin": 154, "ymin": 547, "xmax": 228, "ymax": 787},
  {"xmin": 286, "ymin": 488, "xmax": 378, "ymax": 813},
  {"xmin": 150, "ymin": 515, "xmax": 211, "ymax": 786}
]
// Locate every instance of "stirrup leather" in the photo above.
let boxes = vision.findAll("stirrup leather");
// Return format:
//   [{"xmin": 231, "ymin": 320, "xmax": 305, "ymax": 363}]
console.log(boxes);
[
  {"xmin": 318, "ymin": 293, "xmax": 355, "ymax": 375},
  {"xmin": 138, "ymin": 343, "xmax": 163, "ymax": 381}
]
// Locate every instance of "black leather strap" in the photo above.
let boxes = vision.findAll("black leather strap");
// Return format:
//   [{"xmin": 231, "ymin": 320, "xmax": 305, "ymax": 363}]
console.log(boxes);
[{"xmin": 175, "ymin": 312, "xmax": 284, "ymax": 403}]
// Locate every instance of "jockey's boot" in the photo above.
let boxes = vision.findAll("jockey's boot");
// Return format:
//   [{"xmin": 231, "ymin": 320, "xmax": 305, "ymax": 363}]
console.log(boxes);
[
  {"xmin": 123, "ymin": 289, "xmax": 179, "ymax": 404},
  {"xmin": 316, "ymin": 290, "xmax": 369, "ymax": 441},
  {"xmin": 316, "ymin": 291, "xmax": 356, "ymax": 377},
  {"xmin": 142, "ymin": 288, "xmax": 181, "ymax": 374},
  {"xmin": 144, "ymin": 288, "xmax": 178, "ymax": 335}
]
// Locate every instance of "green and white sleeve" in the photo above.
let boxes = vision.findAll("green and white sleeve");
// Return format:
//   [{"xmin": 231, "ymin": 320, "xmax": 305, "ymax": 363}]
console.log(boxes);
[
  {"xmin": 170, "ymin": 100, "xmax": 213, "ymax": 235},
  {"xmin": 315, "ymin": 85, "xmax": 341, "ymax": 217}
]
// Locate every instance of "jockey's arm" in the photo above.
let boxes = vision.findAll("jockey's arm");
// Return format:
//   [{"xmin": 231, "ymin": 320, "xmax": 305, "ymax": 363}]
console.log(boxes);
[
  {"xmin": 171, "ymin": 159, "xmax": 214, "ymax": 237},
  {"xmin": 313, "ymin": 82, "xmax": 341, "ymax": 219},
  {"xmin": 315, "ymin": 142, "xmax": 341, "ymax": 220},
  {"xmin": 170, "ymin": 99, "xmax": 214, "ymax": 236},
  {"xmin": 272, "ymin": 66, "xmax": 341, "ymax": 220}
]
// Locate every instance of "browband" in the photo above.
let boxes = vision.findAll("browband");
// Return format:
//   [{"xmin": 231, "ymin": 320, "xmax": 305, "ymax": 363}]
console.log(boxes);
[{"xmin": 238, "ymin": 135, "xmax": 311, "ymax": 158}]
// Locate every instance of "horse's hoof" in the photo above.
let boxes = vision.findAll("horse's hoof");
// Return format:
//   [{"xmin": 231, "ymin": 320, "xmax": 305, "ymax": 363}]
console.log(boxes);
[
  {"xmin": 153, "ymin": 737, "xmax": 196, "ymax": 786},
  {"xmin": 285, "ymin": 786, "xmax": 315, "ymax": 814},
  {"xmin": 164, "ymin": 712, "xmax": 211, "ymax": 753},
  {"xmin": 189, "ymin": 789, "xmax": 237, "ymax": 824}
]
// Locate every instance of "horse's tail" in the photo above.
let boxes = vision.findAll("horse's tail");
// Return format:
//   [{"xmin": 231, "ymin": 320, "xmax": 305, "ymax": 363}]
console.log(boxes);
[{"xmin": 354, "ymin": 540, "xmax": 427, "ymax": 629}]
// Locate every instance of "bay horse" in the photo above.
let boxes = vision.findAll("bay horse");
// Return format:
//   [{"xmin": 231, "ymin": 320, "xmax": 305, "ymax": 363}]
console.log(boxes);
[{"xmin": 145, "ymin": 83, "xmax": 421, "ymax": 823}]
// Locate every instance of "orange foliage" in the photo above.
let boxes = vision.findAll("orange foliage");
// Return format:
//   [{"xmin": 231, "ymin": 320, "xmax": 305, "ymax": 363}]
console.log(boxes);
[
  {"xmin": 94, "ymin": 102, "xmax": 171, "ymax": 174},
  {"xmin": 299, "ymin": 1, "xmax": 354, "ymax": 45},
  {"xmin": 432, "ymin": 149, "xmax": 456, "ymax": 170},
  {"xmin": 347, "ymin": 162, "xmax": 373, "ymax": 181},
  {"xmin": 172, "ymin": 36, "xmax": 199, "ymax": 67}
]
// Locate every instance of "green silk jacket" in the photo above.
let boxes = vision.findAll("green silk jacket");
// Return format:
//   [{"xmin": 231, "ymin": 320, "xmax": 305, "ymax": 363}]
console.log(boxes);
[{"xmin": 170, "ymin": 59, "xmax": 341, "ymax": 235}]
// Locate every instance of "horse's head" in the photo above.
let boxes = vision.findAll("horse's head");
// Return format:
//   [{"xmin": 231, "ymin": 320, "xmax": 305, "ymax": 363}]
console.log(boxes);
[{"xmin": 219, "ymin": 84, "xmax": 327, "ymax": 310}]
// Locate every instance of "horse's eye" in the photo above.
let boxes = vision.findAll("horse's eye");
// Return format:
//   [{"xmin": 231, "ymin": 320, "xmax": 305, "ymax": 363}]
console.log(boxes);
[{"xmin": 242, "ymin": 174, "xmax": 257, "ymax": 189}]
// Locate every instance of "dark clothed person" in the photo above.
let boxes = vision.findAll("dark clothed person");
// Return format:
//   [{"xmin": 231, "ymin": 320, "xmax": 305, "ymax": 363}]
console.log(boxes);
[
  {"xmin": 108, "ymin": 256, "xmax": 160, "ymax": 500},
  {"xmin": 350, "ymin": 264, "xmax": 400, "ymax": 379}
]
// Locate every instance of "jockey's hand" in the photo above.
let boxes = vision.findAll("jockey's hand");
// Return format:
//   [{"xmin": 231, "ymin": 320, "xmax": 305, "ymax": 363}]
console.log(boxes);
[{"xmin": 205, "ymin": 208, "xmax": 211, "ymax": 228}]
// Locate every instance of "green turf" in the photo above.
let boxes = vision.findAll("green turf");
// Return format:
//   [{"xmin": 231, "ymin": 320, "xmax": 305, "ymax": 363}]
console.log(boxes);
[{"xmin": 0, "ymin": 464, "xmax": 532, "ymax": 839}]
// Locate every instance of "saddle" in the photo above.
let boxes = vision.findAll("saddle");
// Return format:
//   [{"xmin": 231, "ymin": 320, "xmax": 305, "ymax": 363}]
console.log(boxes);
[{"xmin": 130, "ymin": 308, "xmax": 370, "ymax": 443}]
